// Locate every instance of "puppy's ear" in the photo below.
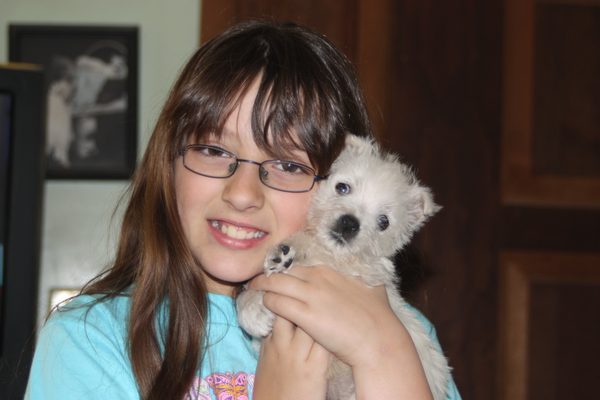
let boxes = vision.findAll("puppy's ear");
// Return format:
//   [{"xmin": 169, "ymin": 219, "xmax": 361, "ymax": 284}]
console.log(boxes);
[
  {"xmin": 420, "ymin": 186, "xmax": 442, "ymax": 218},
  {"xmin": 344, "ymin": 134, "xmax": 377, "ymax": 153},
  {"xmin": 408, "ymin": 185, "xmax": 441, "ymax": 227},
  {"xmin": 344, "ymin": 133, "xmax": 366, "ymax": 147}
]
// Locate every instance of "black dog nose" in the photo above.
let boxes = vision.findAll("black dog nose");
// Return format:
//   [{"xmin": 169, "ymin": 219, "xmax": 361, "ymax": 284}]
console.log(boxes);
[{"xmin": 333, "ymin": 214, "xmax": 360, "ymax": 242}]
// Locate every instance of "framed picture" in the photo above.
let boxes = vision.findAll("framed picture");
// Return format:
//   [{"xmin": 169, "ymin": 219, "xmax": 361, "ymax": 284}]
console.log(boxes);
[{"xmin": 9, "ymin": 25, "xmax": 138, "ymax": 179}]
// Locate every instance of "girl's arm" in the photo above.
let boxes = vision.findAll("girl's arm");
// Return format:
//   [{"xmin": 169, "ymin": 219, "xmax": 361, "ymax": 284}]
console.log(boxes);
[
  {"xmin": 250, "ymin": 265, "xmax": 433, "ymax": 400},
  {"xmin": 252, "ymin": 316, "xmax": 330, "ymax": 400}
]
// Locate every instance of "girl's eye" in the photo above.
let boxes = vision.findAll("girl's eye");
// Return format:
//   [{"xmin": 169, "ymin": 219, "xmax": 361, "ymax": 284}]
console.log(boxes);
[
  {"xmin": 198, "ymin": 145, "xmax": 231, "ymax": 158},
  {"xmin": 335, "ymin": 182, "xmax": 351, "ymax": 195},
  {"xmin": 274, "ymin": 161, "xmax": 310, "ymax": 175}
]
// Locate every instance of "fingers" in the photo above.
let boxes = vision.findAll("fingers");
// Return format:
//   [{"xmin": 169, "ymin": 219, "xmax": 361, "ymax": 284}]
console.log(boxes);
[
  {"xmin": 256, "ymin": 316, "xmax": 330, "ymax": 400},
  {"xmin": 303, "ymin": 333, "xmax": 330, "ymax": 365},
  {"xmin": 251, "ymin": 266, "xmax": 382, "ymax": 303},
  {"xmin": 250, "ymin": 271, "xmax": 312, "ymax": 320},
  {"xmin": 263, "ymin": 291, "xmax": 308, "ymax": 328},
  {"xmin": 269, "ymin": 316, "xmax": 294, "ymax": 345},
  {"xmin": 268, "ymin": 317, "xmax": 330, "ymax": 365},
  {"xmin": 249, "ymin": 265, "xmax": 333, "ymax": 297},
  {"xmin": 291, "ymin": 326, "xmax": 322, "ymax": 361},
  {"xmin": 251, "ymin": 265, "xmax": 399, "ymax": 367},
  {"xmin": 249, "ymin": 266, "xmax": 381, "ymax": 329},
  {"xmin": 250, "ymin": 269, "xmax": 309, "ymax": 291}
]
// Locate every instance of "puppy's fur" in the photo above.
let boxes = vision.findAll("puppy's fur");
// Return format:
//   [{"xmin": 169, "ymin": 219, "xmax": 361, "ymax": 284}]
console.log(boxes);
[{"xmin": 237, "ymin": 135, "xmax": 451, "ymax": 400}]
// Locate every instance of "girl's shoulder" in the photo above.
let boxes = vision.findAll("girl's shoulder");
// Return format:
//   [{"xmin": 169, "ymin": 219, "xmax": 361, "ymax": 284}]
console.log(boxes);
[
  {"xmin": 44, "ymin": 292, "xmax": 132, "ymax": 340},
  {"xmin": 26, "ymin": 292, "xmax": 138, "ymax": 399}
]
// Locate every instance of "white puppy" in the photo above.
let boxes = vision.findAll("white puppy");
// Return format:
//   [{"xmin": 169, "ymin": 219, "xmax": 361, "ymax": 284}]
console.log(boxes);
[{"xmin": 237, "ymin": 135, "xmax": 451, "ymax": 400}]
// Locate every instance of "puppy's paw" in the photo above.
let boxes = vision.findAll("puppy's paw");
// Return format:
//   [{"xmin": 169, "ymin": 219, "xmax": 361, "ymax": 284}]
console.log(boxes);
[
  {"xmin": 264, "ymin": 243, "xmax": 296, "ymax": 276},
  {"xmin": 237, "ymin": 289, "xmax": 275, "ymax": 338}
]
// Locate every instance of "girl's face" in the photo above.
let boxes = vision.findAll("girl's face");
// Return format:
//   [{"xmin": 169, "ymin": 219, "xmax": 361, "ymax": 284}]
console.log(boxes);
[{"xmin": 175, "ymin": 79, "xmax": 315, "ymax": 295}]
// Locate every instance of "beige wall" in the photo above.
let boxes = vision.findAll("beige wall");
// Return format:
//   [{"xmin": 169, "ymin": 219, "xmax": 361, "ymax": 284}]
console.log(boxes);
[{"xmin": 0, "ymin": 0, "xmax": 200, "ymax": 329}]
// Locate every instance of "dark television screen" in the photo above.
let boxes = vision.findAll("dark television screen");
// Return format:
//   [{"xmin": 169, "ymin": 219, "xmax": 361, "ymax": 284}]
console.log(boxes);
[
  {"xmin": 0, "ymin": 65, "xmax": 44, "ymax": 399},
  {"xmin": 0, "ymin": 92, "xmax": 11, "ymax": 339}
]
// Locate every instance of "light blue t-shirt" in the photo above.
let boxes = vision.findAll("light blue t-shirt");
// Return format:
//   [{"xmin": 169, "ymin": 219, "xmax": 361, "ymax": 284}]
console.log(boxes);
[
  {"xmin": 25, "ymin": 293, "xmax": 257, "ymax": 400},
  {"xmin": 25, "ymin": 292, "xmax": 460, "ymax": 399}
]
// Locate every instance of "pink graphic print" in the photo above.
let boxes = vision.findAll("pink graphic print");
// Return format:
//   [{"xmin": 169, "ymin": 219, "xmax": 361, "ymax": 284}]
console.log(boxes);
[
  {"xmin": 184, "ymin": 376, "xmax": 212, "ymax": 400},
  {"xmin": 206, "ymin": 372, "xmax": 254, "ymax": 400}
]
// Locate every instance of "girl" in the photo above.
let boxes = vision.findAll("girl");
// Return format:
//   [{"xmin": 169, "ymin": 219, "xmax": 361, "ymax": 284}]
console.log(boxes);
[{"xmin": 26, "ymin": 20, "xmax": 460, "ymax": 399}]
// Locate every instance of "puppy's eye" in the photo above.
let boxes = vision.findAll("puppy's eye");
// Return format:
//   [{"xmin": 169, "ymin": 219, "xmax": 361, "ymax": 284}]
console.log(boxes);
[
  {"xmin": 377, "ymin": 215, "xmax": 390, "ymax": 231},
  {"xmin": 335, "ymin": 182, "xmax": 351, "ymax": 195}
]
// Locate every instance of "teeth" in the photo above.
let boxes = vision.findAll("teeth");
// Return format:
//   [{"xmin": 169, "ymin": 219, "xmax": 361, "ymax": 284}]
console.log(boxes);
[{"xmin": 211, "ymin": 220, "xmax": 265, "ymax": 240}]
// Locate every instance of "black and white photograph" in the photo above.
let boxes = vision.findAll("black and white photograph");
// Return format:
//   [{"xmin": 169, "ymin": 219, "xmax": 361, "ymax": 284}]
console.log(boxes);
[{"xmin": 9, "ymin": 25, "xmax": 138, "ymax": 179}]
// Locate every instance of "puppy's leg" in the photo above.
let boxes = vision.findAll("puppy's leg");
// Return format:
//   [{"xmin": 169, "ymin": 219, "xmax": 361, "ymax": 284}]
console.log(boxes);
[
  {"xmin": 236, "ymin": 288, "xmax": 274, "ymax": 338},
  {"xmin": 237, "ymin": 236, "xmax": 306, "ymax": 340},
  {"xmin": 327, "ymin": 359, "xmax": 356, "ymax": 400},
  {"xmin": 386, "ymin": 287, "xmax": 451, "ymax": 400},
  {"xmin": 236, "ymin": 241, "xmax": 298, "ymax": 338}
]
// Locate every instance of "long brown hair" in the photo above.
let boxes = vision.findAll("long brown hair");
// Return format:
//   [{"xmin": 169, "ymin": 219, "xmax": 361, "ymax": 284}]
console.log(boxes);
[{"xmin": 82, "ymin": 20, "xmax": 372, "ymax": 399}]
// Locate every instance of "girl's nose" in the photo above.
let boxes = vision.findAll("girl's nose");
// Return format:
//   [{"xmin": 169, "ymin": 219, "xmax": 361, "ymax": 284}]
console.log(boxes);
[{"xmin": 221, "ymin": 162, "xmax": 265, "ymax": 211}]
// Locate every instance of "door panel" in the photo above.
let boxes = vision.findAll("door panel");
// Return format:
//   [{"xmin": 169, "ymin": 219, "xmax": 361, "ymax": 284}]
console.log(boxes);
[
  {"xmin": 500, "ymin": 1, "xmax": 600, "ymax": 398},
  {"xmin": 501, "ymin": 0, "xmax": 600, "ymax": 208},
  {"xmin": 500, "ymin": 252, "xmax": 600, "ymax": 399}
]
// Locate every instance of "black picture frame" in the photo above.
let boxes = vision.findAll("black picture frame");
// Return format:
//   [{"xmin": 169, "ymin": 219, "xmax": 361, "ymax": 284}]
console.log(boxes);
[
  {"xmin": 9, "ymin": 24, "xmax": 138, "ymax": 179},
  {"xmin": 0, "ymin": 65, "xmax": 45, "ymax": 399}
]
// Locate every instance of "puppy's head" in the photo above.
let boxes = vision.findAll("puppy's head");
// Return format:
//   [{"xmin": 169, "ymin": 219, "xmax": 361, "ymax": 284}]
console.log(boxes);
[{"xmin": 307, "ymin": 135, "xmax": 440, "ymax": 259}]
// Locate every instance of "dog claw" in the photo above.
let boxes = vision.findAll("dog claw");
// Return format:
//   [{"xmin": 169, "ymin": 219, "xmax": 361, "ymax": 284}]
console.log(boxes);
[{"xmin": 264, "ymin": 243, "xmax": 296, "ymax": 274}]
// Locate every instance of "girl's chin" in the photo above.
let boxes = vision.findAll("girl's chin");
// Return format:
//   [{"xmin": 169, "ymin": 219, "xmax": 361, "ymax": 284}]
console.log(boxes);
[{"xmin": 200, "ymin": 263, "xmax": 262, "ymax": 293}]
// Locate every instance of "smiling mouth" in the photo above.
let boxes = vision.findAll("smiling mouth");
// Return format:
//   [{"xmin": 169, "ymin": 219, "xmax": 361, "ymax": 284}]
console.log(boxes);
[{"xmin": 210, "ymin": 220, "xmax": 267, "ymax": 240}]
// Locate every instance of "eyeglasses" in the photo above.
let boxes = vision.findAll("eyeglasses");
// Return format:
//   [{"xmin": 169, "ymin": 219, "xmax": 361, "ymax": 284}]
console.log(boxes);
[{"xmin": 179, "ymin": 144, "xmax": 327, "ymax": 193}]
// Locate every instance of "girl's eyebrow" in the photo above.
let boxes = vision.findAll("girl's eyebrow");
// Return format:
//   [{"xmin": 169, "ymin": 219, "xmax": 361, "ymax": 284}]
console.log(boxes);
[
  {"xmin": 270, "ymin": 147, "xmax": 312, "ymax": 168},
  {"xmin": 202, "ymin": 124, "xmax": 312, "ymax": 164}
]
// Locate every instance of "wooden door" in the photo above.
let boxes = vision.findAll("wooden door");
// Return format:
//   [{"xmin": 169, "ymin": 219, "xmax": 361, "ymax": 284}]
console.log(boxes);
[
  {"xmin": 499, "ymin": 0, "xmax": 600, "ymax": 398},
  {"xmin": 200, "ymin": 1, "xmax": 600, "ymax": 398}
]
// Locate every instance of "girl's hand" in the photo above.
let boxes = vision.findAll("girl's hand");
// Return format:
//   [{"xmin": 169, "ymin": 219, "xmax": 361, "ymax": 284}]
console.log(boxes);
[
  {"xmin": 249, "ymin": 265, "xmax": 395, "ymax": 366},
  {"xmin": 252, "ymin": 315, "xmax": 330, "ymax": 400},
  {"xmin": 250, "ymin": 265, "xmax": 433, "ymax": 400}
]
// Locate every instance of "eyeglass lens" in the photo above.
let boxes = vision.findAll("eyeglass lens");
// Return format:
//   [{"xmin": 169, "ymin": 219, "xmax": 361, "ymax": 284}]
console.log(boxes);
[{"xmin": 182, "ymin": 145, "xmax": 317, "ymax": 192}]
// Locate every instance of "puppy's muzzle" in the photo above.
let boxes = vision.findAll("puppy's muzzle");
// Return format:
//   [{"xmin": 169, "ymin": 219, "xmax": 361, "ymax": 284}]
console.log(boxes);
[{"xmin": 332, "ymin": 214, "xmax": 360, "ymax": 243}]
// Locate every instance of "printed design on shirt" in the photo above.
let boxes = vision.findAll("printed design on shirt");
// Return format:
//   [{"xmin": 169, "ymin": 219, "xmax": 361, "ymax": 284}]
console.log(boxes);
[
  {"xmin": 185, "ymin": 376, "xmax": 212, "ymax": 400},
  {"xmin": 186, "ymin": 372, "xmax": 255, "ymax": 400}
]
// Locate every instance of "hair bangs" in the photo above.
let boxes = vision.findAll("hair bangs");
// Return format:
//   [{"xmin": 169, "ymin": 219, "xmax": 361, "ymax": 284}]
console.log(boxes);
[
  {"xmin": 164, "ymin": 20, "xmax": 367, "ymax": 174},
  {"xmin": 169, "ymin": 59, "xmax": 264, "ymax": 152},
  {"xmin": 248, "ymin": 42, "xmax": 346, "ymax": 174}
]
